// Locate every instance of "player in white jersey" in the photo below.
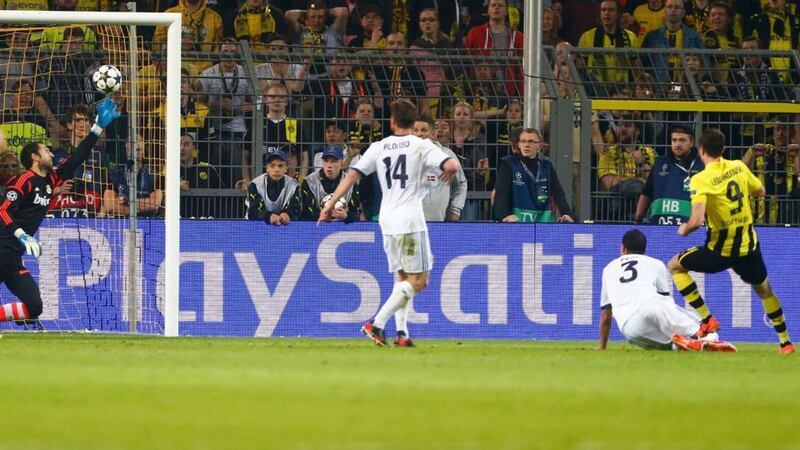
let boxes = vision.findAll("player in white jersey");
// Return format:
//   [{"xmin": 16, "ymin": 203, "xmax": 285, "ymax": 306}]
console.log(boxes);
[
  {"xmin": 319, "ymin": 100, "xmax": 462, "ymax": 347},
  {"xmin": 599, "ymin": 229, "xmax": 737, "ymax": 352}
]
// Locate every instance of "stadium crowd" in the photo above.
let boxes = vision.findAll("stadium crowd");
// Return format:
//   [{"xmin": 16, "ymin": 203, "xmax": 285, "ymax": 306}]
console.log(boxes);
[{"xmin": 0, "ymin": 0, "xmax": 799, "ymax": 224}]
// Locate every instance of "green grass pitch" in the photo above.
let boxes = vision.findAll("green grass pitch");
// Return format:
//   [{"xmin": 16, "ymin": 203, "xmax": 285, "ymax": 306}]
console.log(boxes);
[{"xmin": 1, "ymin": 334, "xmax": 797, "ymax": 450}]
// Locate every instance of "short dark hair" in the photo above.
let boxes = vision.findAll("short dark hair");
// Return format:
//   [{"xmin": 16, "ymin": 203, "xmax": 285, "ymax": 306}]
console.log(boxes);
[
  {"xmin": 10, "ymin": 79, "xmax": 33, "ymax": 91},
  {"xmin": 699, "ymin": 128, "xmax": 726, "ymax": 157},
  {"xmin": 622, "ymin": 229, "xmax": 647, "ymax": 254},
  {"xmin": 63, "ymin": 26, "xmax": 85, "ymax": 40},
  {"xmin": 359, "ymin": 4, "xmax": 381, "ymax": 18},
  {"xmin": 391, "ymin": 99, "xmax": 417, "ymax": 128},
  {"xmin": 19, "ymin": 142, "xmax": 43, "ymax": 170},
  {"xmin": 669, "ymin": 123, "xmax": 693, "ymax": 139},
  {"xmin": 416, "ymin": 114, "xmax": 435, "ymax": 129},
  {"xmin": 67, "ymin": 103, "xmax": 92, "ymax": 123}
]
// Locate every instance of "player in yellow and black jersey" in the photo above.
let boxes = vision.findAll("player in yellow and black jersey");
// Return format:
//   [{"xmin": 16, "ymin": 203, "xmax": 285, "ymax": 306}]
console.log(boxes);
[{"xmin": 667, "ymin": 129, "xmax": 793, "ymax": 353}]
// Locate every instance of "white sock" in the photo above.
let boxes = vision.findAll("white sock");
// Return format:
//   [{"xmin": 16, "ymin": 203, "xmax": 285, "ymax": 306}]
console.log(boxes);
[
  {"xmin": 374, "ymin": 281, "xmax": 414, "ymax": 329},
  {"xmin": 394, "ymin": 295, "xmax": 415, "ymax": 337}
]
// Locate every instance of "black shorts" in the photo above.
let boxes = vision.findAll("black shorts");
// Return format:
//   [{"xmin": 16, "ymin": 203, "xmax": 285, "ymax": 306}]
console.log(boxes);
[
  {"xmin": 678, "ymin": 245, "xmax": 768, "ymax": 285},
  {"xmin": 0, "ymin": 248, "xmax": 24, "ymax": 282}
]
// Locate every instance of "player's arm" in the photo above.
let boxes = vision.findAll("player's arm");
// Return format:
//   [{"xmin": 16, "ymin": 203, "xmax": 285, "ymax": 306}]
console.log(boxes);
[
  {"xmin": 439, "ymin": 157, "xmax": 461, "ymax": 184},
  {"xmin": 599, "ymin": 274, "xmax": 613, "ymax": 350},
  {"xmin": 57, "ymin": 98, "xmax": 120, "ymax": 182},
  {"xmin": 0, "ymin": 178, "xmax": 42, "ymax": 257},
  {"xmin": 678, "ymin": 201, "xmax": 705, "ymax": 236},
  {"xmin": 744, "ymin": 162, "xmax": 765, "ymax": 197},
  {"xmin": 448, "ymin": 163, "xmax": 468, "ymax": 221},
  {"xmin": 599, "ymin": 306, "xmax": 612, "ymax": 350}
]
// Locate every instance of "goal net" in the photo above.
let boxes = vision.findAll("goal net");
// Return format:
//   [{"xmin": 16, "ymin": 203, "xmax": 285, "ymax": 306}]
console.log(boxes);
[{"xmin": 0, "ymin": 11, "xmax": 180, "ymax": 335}]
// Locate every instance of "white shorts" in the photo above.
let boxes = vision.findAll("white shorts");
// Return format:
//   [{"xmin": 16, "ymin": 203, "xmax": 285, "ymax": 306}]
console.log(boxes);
[
  {"xmin": 382, "ymin": 231, "xmax": 433, "ymax": 274},
  {"xmin": 620, "ymin": 297, "xmax": 701, "ymax": 350}
]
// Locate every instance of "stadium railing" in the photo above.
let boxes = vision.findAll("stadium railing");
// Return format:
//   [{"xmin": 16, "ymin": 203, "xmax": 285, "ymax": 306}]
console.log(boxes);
[{"xmin": 558, "ymin": 46, "xmax": 800, "ymax": 225}]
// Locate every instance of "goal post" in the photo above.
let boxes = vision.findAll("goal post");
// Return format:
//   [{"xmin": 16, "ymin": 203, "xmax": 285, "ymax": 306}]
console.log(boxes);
[{"xmin": 0, "ymin": 10, "xmax": 181, "ymax": 336}]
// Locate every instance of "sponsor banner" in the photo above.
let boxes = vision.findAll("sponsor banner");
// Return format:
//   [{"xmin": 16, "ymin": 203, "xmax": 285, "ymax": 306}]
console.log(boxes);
[{"xmin": 2, "ymin": 221, "xmax": 796, "ymax": 342}]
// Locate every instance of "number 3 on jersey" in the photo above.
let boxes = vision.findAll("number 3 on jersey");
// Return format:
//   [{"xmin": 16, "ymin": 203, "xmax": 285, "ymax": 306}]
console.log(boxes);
[
  {"xmin": 383, "ymin": 155, "xmax": 408, "ymax": 189},
  {"xmin": 619, "ymin": 260, "xmax": 638, "ymax": 283}
]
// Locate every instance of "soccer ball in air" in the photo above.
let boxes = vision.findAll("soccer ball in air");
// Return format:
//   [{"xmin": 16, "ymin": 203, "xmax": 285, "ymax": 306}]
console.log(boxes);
[
  {"xmin": 322, "ymin": 194, "xmax": 347, "ymax": 210},
  {"xmin": 91, "ymin": 64, "xmax": 122, "ymax": 94}
]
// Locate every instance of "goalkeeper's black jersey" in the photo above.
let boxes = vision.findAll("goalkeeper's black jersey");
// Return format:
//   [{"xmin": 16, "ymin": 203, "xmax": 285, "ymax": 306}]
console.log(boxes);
[{"xmin": 0, "ymin": 133, "xmax": 98, "ymax": 254}]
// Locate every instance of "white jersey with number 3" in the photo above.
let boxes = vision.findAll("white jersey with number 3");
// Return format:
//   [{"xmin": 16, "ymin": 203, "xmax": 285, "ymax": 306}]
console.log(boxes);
[
  {"xmin": 353, "ymin": 134, "xmax": 450, "ymax": 235},
  {"xmin": 600, "ymin": 254, "xmax": 673, "ymax": 328}
]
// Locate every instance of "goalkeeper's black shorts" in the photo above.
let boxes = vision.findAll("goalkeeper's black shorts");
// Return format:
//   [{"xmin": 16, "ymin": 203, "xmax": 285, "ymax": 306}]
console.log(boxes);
[{"xmin": 678, "ymin": 245, "xmax": 768, "ymax": 285}]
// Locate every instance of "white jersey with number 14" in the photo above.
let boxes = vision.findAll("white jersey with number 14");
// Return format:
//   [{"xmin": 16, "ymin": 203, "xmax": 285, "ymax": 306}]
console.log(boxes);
[{"xmin": 353, "ymin": 134, "xmax": 450, "ymax": 235}]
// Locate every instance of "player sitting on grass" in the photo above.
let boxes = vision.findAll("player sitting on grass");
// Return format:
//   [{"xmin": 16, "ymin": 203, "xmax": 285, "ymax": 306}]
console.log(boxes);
[
  {"xmin": 668, "ymin": 129, "xmax": 794, "ymax": 354},
  {"xmin": 0, "ymin": 97, "xmax": 119, "ymax": 325},
  {"xmin": 599, "ymin": 229, "xmax": 737, "ymax": 352}
]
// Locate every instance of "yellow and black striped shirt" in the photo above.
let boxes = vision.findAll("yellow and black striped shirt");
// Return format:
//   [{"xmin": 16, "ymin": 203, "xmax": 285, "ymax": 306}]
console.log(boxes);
[{"xmin": 689, "ymin": 158, "xmax": 762, "ymax": 257}]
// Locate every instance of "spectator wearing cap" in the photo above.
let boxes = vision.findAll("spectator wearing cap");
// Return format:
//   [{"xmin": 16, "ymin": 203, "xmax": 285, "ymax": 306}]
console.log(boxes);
[
  {"xmin": 464, "ymin": 0, "xmax": 524, "ymax": 97},
  {"xmin": 245, "ymin": 148, "xmax": 302, "ymax": 224},
  {"xmin": 233, "ymin": 0, "xmax": 287, "ymax": 43},
  {"xmin": 153, "ymin": 0, "xmax": 223, "ymax": 54},
  {"xmin": 240, "ymin": 83, "xmax": 308, "ymax": 190},
  {"xmin": 634, "ymin": 124, "xmax": 703, "ymax": 225},
  {"xmin": 299, "ymin": 144, "xmax": 360, "ymax": 221},
  {"xmin": 200, "ymin": 38, "xmax": 254, "ymax": 188}
]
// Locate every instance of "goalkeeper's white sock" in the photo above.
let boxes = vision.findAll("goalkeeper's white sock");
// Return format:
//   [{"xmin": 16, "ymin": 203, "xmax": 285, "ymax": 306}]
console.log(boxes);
[
  {"xmin": 0, "ymin": 302, "xmax": 29, "ymax": 321},
  {"xmin": 394, "ymin": 296, "xmax": 415, "ymax": 338},
  {"xmin": 374, "ymin": 281, "xmax": 414, "ymax": 329}
]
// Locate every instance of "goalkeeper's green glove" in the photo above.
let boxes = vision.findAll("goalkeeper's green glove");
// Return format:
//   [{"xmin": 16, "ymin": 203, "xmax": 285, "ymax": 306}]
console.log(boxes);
[
  {"xmin": 14, "ymin": 228, "xmax": 40, "ymax": 257},
  {"xmin": 91, "ymin": 97, "xmax": 121, "ymax": 136}
]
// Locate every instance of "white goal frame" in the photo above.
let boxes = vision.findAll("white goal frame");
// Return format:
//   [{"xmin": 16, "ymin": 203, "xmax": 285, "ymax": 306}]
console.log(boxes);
[{"xmin": 0, "ymin": 10, "xmax": 181, "ymax": 336}]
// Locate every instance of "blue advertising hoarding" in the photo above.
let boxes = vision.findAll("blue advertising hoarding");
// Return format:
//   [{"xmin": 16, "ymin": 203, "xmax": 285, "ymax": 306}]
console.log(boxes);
[{"xmin": 2, "ymin": 220, "xmax": 796, "ymax": 343}]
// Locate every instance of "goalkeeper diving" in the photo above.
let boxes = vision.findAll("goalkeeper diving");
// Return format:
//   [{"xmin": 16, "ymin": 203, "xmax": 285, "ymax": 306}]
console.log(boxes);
[{"xmin": 0, "ymin": 97, "xmax": 120, "ymax": 324}]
